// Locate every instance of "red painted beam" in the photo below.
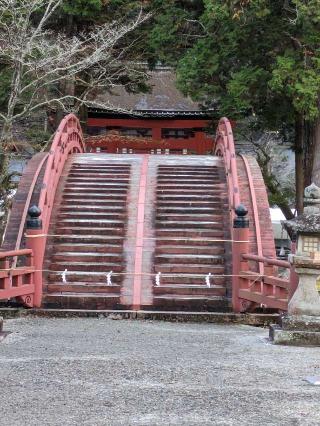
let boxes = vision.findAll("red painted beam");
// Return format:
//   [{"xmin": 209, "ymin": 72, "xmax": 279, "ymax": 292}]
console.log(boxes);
[
  {"xmin": 87, "ymin": 117, "xmax": 212, "ymax": 129},
  {"xmin": 132, "ymin": 155, "xmax": 149, "ymax": 310}
]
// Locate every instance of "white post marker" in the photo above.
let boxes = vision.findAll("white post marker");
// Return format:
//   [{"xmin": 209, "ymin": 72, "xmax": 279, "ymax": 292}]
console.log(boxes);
[
  {"xmin": 155, "ymin": 272, "xmax": 161, "ymax": 286},
  {"xmin": 106, "ymin": 271, "xmax": 113, "ymax": 286},
  {"xmin": 205, "ymin": 273, "xmax": 212, "ymax": 288},
  {"xmin": 62, "ymin": 269, "xmax": 68, "ymax": 284}
]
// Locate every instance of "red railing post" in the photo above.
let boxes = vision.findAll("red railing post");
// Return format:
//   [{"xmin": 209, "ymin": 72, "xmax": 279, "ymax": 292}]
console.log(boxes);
[
  {"xmin": 26, "ymin": 206, "xmax": 45, "ymax": 308},
  {"xmin": 232, "ymin": 205, "xmax": 250, "ymax": 312}
]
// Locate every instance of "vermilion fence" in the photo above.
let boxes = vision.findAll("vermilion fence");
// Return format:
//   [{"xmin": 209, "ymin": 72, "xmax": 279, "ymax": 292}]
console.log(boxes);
[
  {"xmin": 0, "ymin": 114, "xmax": 85, "ymax": 307},
  {"xmin": 237, "ymin": 254, "xmax": 294, "ymax": 312},
  {"xmin": 0, "ymin": 249, "xmax": 35, "ymax": 307}
]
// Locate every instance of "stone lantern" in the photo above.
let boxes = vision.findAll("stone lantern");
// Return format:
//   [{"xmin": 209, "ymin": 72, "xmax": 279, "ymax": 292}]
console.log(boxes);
[{"xmin": 270, "ymin": 183, "xmax": 320, "ymax": 345}]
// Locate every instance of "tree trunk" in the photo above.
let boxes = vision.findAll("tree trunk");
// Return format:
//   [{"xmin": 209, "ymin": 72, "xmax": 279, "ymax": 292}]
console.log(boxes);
[
  {"xmin": 294, "ymin": 114, "xmax": 304, "ymax": 215},
  {"xmin": 310, "ymin": 117, "xmax": 320, "ymax": 187},
  {"xmin": 0, "ymin": 122, "xmax": 12, "ymax": 241},
  {"xmin": 0, "ymin": 121, "xmax": 13, "ymax": 174}
]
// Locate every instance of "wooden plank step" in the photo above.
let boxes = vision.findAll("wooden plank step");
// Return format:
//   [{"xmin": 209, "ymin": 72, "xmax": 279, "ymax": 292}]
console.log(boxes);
[{"xmin": 155, "ymin": 254, "xmax": 225, "ymax": 265}]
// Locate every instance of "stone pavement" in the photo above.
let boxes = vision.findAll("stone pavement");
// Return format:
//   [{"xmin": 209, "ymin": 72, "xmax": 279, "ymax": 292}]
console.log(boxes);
[{"xmin": 0, "ymin": 318, "xmax": 319, "ymax": 426}]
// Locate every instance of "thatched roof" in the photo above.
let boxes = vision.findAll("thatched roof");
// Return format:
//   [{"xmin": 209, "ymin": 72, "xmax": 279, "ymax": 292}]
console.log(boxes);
[{"xmin": 89, "ymin": 67, "xmax": 214, "ymax": 116}]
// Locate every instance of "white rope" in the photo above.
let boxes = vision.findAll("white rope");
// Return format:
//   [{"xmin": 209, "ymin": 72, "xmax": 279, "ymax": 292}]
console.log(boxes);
[
  {"xmin": 205, "ymin": 273, "xmax": 212, "ymax": 288},
  {"xmin": 106, "ymin": 271, "xmax": 113, "ymax": 286},
  {"xmin": 62, "ymin": 269, "xmax": 68, "ymax": 284},
  {"xmin": 155, "ymin": 272, "xmax": 161, "ymax": 286}
]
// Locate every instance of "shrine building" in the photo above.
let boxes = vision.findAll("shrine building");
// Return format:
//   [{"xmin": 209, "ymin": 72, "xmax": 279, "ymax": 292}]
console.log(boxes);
[{"xmin": 86, "ymin": 67, "xmax": 215, "ymax": 155}]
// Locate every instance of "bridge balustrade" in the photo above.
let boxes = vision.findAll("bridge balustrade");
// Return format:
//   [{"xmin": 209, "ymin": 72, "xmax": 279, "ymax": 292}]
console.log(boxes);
[{"xmin": 0, "ymin": 249, "xmax": 35, "ymax": 306}]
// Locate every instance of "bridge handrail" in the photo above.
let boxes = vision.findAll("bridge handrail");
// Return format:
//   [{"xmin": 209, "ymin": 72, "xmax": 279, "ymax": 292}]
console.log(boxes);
[
  {"xmin": 11, "ymin": 154, "xmax": 49, "ymax": 268},
  {"xmin": 0, "ymin": 114, "xmax": 85, "ymax": 307},
  {"xmin": 239, "ymin": 154, "xmax": 264, "ymax": 275},
  {"xmin": 235, "ymin": 252, "xmax": 293, "ymax": 312},
  {"xmin": 0, "ymin": 249, "xmax": 33, "ymax": 259},
  {"xmin": 39, "ymin": 114, "xmax": 85, "ymax": 232},
  {"xmin": 213, "ymin": 117, "xmax": 240, "ymax": 213},
  {"xmin": 0, "ymin": 249, "xmax": 35, "ymax": 305},
  {"xmin": 242, "ymin": 254, "xmax": 290, "ymax": 269}
]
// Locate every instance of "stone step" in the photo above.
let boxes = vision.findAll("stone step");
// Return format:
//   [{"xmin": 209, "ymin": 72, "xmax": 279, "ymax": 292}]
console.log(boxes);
[
  {"xmin": 158, "ymin": 275, "xmax": 225, "ymax": 286},
  {"xmin": 157, "ymin": 204, "xmax": 223, "ymax": 217},
  {"xmin": 68, "ymin": 170, "xmax": 130, "ymax": 176},
  {"xmin": 55, "ymin": 227, "xmax": 125, "ymax": 236},
  {"xmin": 64, "ymin": 181, "xmax": 129, "ymax": 187},
  {"xmin": 156, "ymin": 188, "xmax": 223, "ymax": 194},
  {"xmin": 155, "ymin": 238, "xmax": 226, "ymax": 247},
  {"xmin": 48, "ymin": 271, "xmax": 122, "ymax": 283},
  {"xmin": 66, "ymin": 177, "xmax": 130, "ymax": 183},
  {"xmin": 53, "ymin": 235, "xmax": 125, "ymax": 244},
  {"xmin": 61, "ymin": 193, "xmax": 127, "ymax": 200},
  {"xmin": 43, "ymin": 293, "xmax": 122, "ymax": 310},
  {"xmin": 60, "ymin": 199, "xmax": 126, "ymax": 206},
  {"xmin": 155, "ymin": 245, "xmax": 225, "ymax": 255},
  {"xmin": 49, "ymin": 262, "xmax": 124, "ymax": 272},
  {"xmin": 156, "ymin": 214, "xmax": 222, "ymax": 222},
  {"xmin": 52, "ymin": 252, "xmax": 123, "ymax": 263},
  {"xmin": 157, "ymin": 183, "xmax": 223, "ymax": 188},
  {"xmin": 153, "ymin": 285, "xmax": 226, "ymax": 296},
  {"xmin": 71, "ymin": 165, "xmax": 131, "ymax": 171},
  {"xmin": 155, "ymin": 229, "xmax": 224, "ymax": 238},
  {"xmin": 58, "ymin": 212, "xmax": 126, "ymax": 220},
  {"xmin": 59, "ymin": 219, "xmax": 125, "ymax": 228},
  {"xmin": 158, "ymin": 166, "xmax": 220, "ymax": 171},
  {"xmin": 157, "ymin": 173, "xmax": 220, "ymax": 179},
  {"xmin": 63, "ymin": 187, "xmax": 128, "ymax": 194},
  {"xmin": 151, "ymin": 294, "xmax": 229, "ymax": 312},
  {"xmin": 156, "ymin": 221, "xmax": 221, "ymax": 229},
  {"xmin": 157, "ymin": 194, "xmax": 219, "ymax": 200},
  {"xmin": 71, "ymin": 163, "xmax": 130, "ymax": 166},
  {"xmin": 52, "ymin": 243, "xmax": 123, "ymax": 253},
  {"xmin": 155, "ymin": 254, "xmax": 225, "ymax": 265},
  {"xmin": 154, "ymin": 264, "xmax": 225, "ymax": 274},
  {"xmin": 68, "ymin": 173, "xmax": 130, "ymax": 179},
  {"xmin": 59, "ymin": 205, "xmax": 125, "ymax": 212},
  {"xmin": 156, "ymin": 200, "xmax": 222, "ymax": 208},
  {"xmin": 46, "ymin": 283, "xmax": 121, "ymax": 294}
]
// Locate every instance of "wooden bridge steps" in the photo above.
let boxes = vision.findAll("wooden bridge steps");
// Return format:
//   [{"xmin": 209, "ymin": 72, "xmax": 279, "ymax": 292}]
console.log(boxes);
[
  {"xmin": 42, "ymin": 154, "xmax": 231, "ymax": 311},
  {"xmin": 43, "ymin": 160, "xmax": 131, "ymax": 309},
  {"xmin": 152, "ymin": 164, "xmax": 229, "ymax": 312}
]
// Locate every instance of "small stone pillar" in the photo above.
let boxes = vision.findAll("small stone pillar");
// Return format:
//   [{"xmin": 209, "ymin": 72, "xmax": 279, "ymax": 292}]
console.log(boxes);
[{"xmin": 270, "ymin": 183, "xmax": 320, "ymax": 345}]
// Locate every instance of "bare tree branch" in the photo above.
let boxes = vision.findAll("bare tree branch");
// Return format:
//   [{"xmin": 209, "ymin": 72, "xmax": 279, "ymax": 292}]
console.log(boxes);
[{"xmin": 0, "ymin": 0, "xmax": 151, "ymax": 140}]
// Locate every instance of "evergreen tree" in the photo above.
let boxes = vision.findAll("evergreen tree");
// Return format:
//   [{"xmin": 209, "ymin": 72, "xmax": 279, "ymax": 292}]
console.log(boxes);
[{"xmin": 145, "ymin": 0, "xmax": 320, "ymax": 214}]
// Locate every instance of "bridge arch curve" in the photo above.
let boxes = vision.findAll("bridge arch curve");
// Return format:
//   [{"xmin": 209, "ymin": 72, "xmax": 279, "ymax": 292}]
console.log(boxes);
[{"xmin": 0, "ymin": 114, "xmax": 282, "ymax": 311}]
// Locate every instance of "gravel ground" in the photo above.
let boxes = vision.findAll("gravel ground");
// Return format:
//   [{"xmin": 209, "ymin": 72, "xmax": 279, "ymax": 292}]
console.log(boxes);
[{"xmin": 0, "ymin": 317, "xmax": 319, "ymax": 426}]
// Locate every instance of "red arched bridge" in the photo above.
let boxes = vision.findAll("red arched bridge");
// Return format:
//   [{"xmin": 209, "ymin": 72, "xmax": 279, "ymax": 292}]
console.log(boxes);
[{"xmin": 0, "ymin": 114, "xmax": 298, "ymax": 311}]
